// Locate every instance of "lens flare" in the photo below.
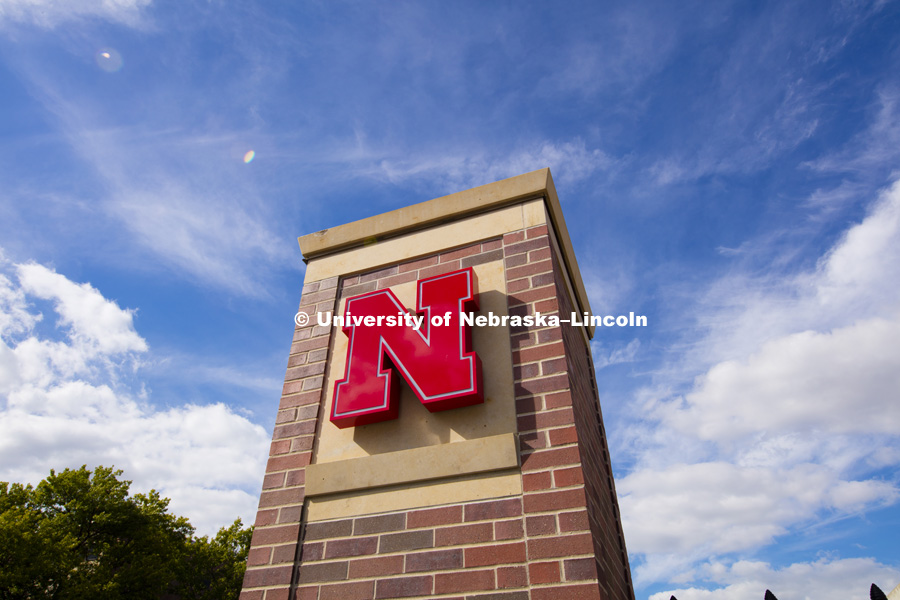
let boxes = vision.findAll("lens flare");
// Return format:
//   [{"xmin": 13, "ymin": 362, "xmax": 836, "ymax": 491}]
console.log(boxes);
[
  {"xmin": 95, "ymin": 47, "xmax": 123, "ymax": 72},
  {"xmin": 243, "ymin": 150, "xmax": 256, "ymax": 163}
]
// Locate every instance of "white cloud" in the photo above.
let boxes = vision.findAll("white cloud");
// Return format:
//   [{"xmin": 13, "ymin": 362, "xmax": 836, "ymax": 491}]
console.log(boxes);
[
  {"xmin": 662, "ymin": 180, "xmax": 900, "ymax": 444},
  {"xmin": 816, "ymin": 178, "xmax": 900, "ymax": 311},
  {"xmin": 667, "ymin": 317, "xmax": 900, "ymax": 440},
  {"xmin": 17, "ymin": 262, "xmax": 147, "ymax": 355},
  {"xmin": 0, "ymin": 0, "xmax": 151, "ymax": 29},
  {"xmin": 620, "ymin": 461, "xmax": 896, "ymax": 576},
  {"xmin": 0, "ymin": 256, "xmax": 269, "ymax": 535},
  {"xmin": 682, "ymin": 178, "xmax": 900, "ymax": 373},
  {"xmin": 0, "ymin": 257, "xmax": 38, "ymax": 338},
  {"xmin": 620, "ymin": 179, "xmax": 900, "ymax": 586},
  {"xmin": 651, "ymin": 557, "xmax": 900, "ymax": 600}
]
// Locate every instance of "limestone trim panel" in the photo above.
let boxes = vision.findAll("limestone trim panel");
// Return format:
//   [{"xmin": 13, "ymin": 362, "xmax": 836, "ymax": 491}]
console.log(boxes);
[
  {"xmin": 305, "ymin": 433, "xmax": 519, "ymax": 496},
  {"xmin": 306, "ymin": 470, "xmax": 523, "ymax": 522}
]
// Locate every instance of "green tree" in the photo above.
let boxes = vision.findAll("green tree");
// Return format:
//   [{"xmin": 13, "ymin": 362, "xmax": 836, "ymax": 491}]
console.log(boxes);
[
  {"xmin": 176, "ymin": 518, "xmax": 254, "ymax": 600},
  {"xmin": 0, "ymin": 480, "xmax": 56, "ymax": 598},
  {"xmin": 0, "ymin": 466, "xmax": 252, "ymax": 599}
]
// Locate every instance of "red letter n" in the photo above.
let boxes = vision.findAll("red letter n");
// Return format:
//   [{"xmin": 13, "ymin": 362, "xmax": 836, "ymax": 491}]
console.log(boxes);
[{"xmin": 330, "ymin": 267, "xmax": 483, "ymax": 428}]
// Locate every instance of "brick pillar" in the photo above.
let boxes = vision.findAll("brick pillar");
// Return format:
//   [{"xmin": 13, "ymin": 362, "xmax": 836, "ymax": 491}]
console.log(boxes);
[{"xmin": 241, "ymin": 169, "xmax": 634, "ymax": 600}]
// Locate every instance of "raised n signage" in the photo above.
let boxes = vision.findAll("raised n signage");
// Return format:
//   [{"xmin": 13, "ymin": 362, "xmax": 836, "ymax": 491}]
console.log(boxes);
[{"xmin": 331, "ymin": 267, "xmax": 483, "ymax": 428}]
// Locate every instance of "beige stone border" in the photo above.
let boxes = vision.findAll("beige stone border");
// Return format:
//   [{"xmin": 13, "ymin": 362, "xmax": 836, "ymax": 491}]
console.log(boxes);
[
  {"xmin": 299, "ymin": 168, "xmax": 595, "ymax": 337},
  {"xmin": 305, "ymin": 469, "xmax": 522, "ymax": 522},
  {"xmin": 305, "ymin": 433, "xmax": 519, "ymax": 497}
]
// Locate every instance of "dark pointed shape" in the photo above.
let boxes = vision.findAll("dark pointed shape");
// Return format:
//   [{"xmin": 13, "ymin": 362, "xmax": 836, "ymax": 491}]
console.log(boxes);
[
  {"xmin": 871, "ymin": 583, "xmax": 889, "ymax": 600},
  {"xmin": 670, "ymin": 597, "xmax": 677, "ymax": 600},
  {"xmin": 765, "ymin": 591, "xmax": 779, "ymax": 600}
]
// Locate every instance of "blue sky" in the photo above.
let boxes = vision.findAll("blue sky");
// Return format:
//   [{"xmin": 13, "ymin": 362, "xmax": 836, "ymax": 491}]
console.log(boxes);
[{"xmin": 1, "ymin": 1, "xmax": 899, "ymax": 598}]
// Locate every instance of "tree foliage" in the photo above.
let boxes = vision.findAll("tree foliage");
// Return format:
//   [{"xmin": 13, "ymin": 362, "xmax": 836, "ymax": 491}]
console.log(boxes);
[{"xmin": 0, "ymin": 466, "xmax": 251, "ymax": 599}]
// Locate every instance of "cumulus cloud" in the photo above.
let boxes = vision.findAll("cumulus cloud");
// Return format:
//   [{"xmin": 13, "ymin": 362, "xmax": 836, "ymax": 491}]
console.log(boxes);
[
  {"xmin": 667, "ymin": 317, "xmax": 900, "ymax": 440},
  {"xmin": 651, "ymin": 557, "xmax": 900, "ymax": 600},
  {"xmin": 664, "ymin": 179, "xmax": 900, "ymax": 443},
  {"xmin": 816, "ymin": 178, "xmax": 900, "ymax": 311},
  {"xmin": 17, "ymin": 262, "xmax": 147, "ymax": 355},
  {"xmin": 620, "ymin": 179, "xmax": 900, "ymax": 590},
  {"xmin": 620, "ymin": 461, "xmax": 896, "ymax": 558},
  {"xmin": 0, "ymin": 256, "xmax": 36, "ymax": 333},
  {"xmin": 0, "ymin": 0, "xmax": 151, "ymax": 28},
  {"xmin": 0, "ymin": 255, "xmax": 269, "ymax": 535}
]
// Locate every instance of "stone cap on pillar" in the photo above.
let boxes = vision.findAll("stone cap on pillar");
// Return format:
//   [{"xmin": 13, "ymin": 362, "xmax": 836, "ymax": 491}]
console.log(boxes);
[{"xmin": 298, "ymin": 168, "xmax": 594, "ymax": 337}]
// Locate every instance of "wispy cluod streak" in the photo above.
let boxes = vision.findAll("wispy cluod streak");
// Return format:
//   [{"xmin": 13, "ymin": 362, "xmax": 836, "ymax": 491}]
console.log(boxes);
[
  {"xmin": 0, "ymin": 0, "xmax": 152, "ymax": 28},
  {"xmin": 108, "ymin": 184, "xmax": 287, "ymax": 297},
  {"xmin": 72, "ymin": 117, "xmax": 295, "ymax": 296},
  {"xmin": 83, "ymin": 124, "xmax": 292, "ymax": 296},
  {"xmin": 592, "ymin": 339, "xmax": 641, "ymax": 370},
  {"xmin": 368, "ymin": 138, "xmax": 612, "ymax": 193},
  {"xmin": 16, "ymin": 68, "xmax": 295, "ymax": 297},
  {"xmin": 807, "ymin": 87, "xmax": 900, "ymax": 177}
]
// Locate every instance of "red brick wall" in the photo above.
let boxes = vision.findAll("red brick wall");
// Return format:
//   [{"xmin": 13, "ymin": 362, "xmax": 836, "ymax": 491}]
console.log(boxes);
[
  {"xmin": 241, "ymin": 223, "xmax": 633, "ymax": 600},
  {"xmin": 545, "ymin": 234, "xmax": 634, "ymax": 600},
  {"xmin": 503, "ymin": 225, "xmax": 634, "ymax": 600},
  {"xmin": 292, "ymin": 498, "xmax": 529, "ymax": 600}
]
